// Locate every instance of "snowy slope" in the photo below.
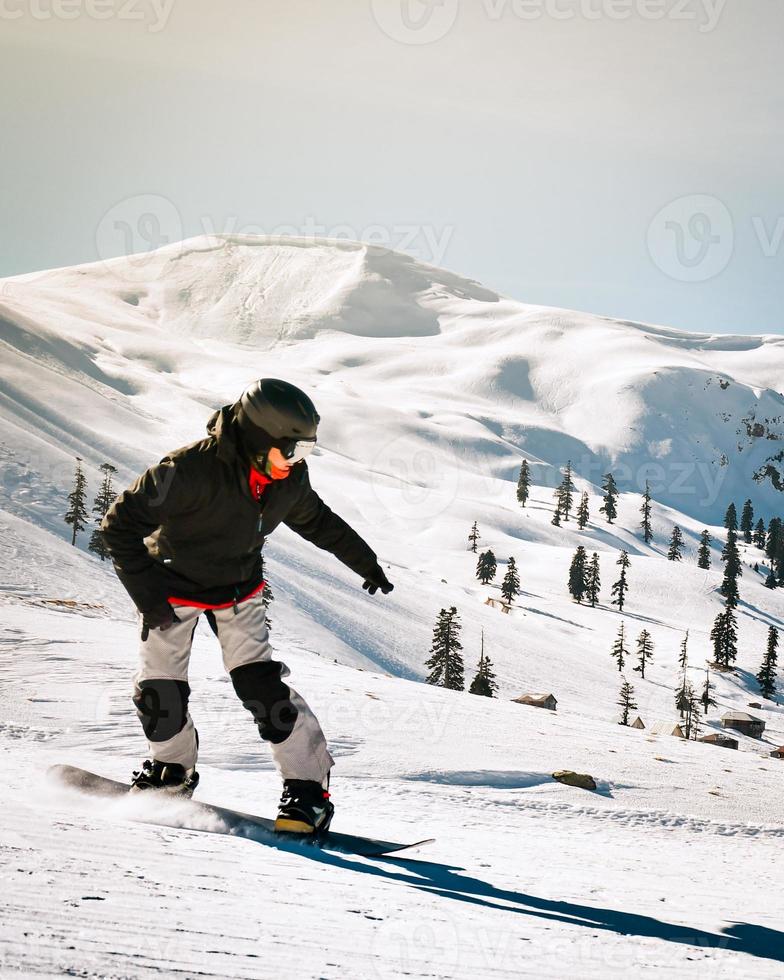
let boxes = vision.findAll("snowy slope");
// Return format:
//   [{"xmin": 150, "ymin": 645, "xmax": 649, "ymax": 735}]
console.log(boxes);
[
  {"xmin": 2, "ymin": 236, "xmax": 784, "ymax": 978},
  {"xmin": 3, "ymin": 600, "xmax": 784, "ymax": 979}
]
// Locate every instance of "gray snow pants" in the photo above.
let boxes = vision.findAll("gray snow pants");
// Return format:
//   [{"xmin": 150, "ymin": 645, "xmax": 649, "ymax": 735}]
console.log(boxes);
[{"xmin": 132, "ymin": 593, "xmax": 334, "ymax": 785}]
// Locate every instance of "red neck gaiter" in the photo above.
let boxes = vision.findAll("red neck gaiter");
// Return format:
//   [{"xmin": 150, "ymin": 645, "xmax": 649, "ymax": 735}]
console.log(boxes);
[
  {"xmin": 248, "ymin": 462, "xmax": 290, "ymax": 500},
  {"xmin": 248, "ymin": 466, "xmax": 273, "ymax": 500}
]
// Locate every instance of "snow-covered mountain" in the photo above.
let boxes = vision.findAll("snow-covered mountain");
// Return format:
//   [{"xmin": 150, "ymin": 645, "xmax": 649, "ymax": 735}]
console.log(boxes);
[
  {"xmin": 2, "ymin": 234, "xmax": 784, "ymax": 537},
  {"xmin": 2, "ymin": 236, "xmax": 784, "ymax": 978}
]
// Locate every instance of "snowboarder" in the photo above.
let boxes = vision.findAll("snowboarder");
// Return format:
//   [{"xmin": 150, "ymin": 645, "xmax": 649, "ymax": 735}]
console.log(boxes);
[{"xmin": 102, "ymin": 379, "xmax": 394, "ymax": 835}]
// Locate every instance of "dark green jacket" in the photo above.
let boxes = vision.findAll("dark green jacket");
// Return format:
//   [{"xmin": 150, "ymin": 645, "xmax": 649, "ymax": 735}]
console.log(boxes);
[{"xmin": 102, "ymin": 405, "xmax": 378, "ymax": 613}]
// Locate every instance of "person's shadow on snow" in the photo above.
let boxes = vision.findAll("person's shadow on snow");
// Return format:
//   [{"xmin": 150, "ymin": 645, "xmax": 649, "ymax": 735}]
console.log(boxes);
[{"xmin": 244, "ymin": 833, "xmax": 784, "ymax": 967}]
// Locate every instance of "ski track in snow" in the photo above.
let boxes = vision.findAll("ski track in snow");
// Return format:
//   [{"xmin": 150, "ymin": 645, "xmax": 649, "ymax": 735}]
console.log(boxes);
[{"xmin": 397, "ymin": 780, "xmax": 784, "ymax": 839}]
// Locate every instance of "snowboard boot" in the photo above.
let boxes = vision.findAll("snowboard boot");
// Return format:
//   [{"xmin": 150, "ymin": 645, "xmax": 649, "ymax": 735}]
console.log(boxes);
[
  {"xmin": 130, "ymin": 759, "xmax": 200, "ymax": 797},
  {"xmin": 274, "ymin": 779, "xmax": 334, "ymax": 836}
]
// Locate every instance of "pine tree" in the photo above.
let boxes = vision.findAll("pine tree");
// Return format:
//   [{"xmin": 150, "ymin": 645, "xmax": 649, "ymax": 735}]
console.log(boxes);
[
  {"xmin": 425, "ymin": 607, "xmax": 465, "ymax": 690},
  {"xmin": 617, "ymin": 678, "xmax": 637, "ymax": 726},
  {"xmin": 700, "ymin": 667, "xmax": 717, "ymax": 714},
  {"xmin": 516, "ymin": 459, "xmax": 531, "ymax": 508},
  {"xmin": 757, "ymin": 626, "xmax": 779, "ymax": 700},
  {"xmin": 675, "ymin": 633, "xmax": 691, "ymax": 718},
  {"xmin": 684, "ymin": 687, "xmax": 702, "ymax": 740},
  {"xmin": 64, "ymin": 457, "xmax": 89, "ymax": 546},
  {"xmin": 600, "ymin": 472, "xmax": 619, "ymax": 525},
  {"xmin": 720, "ymin": 528, "xmax": 742, "ymax": 608},
  {"xmin": 469, "ymin": 656, "xmax": 497, "ymax": 697},
  {"xmin": 724, "ymin": 502, "xmax": 738, "ymax": 531},
  {"xmin": 551, "ymin": 506, "xmax": 562, "ymax": 527},
  {"xmin": 667, "ymin": 526, "xmax": 684, "ymax": 562},
  {"xmin": 586, "ymin": 553, "xmax": 601, "ymax": 608},
  {"xmin": 87, "ymin": 462, "xmax": 118, "ymax": 560},
  {"xmin": 555, "ymin": 460, "xmax": 577, "ymax": 522},
  {"xmin": 776, "ymin": 538, "xmax": 784, "ymax": 587},
  {"xmin": 765, "ymin": 517, "xmax": 782, "ymax": 562},
  {"xmin": 753, "ymin": 518, "xmax": 767, "ymax": 549},
  {"xmin": 260, "ymin": 556, "xmax": 274, "ymax": 631},
  {"xmin": 722, "ymin": 526, "xmax": 743, "ymax": 576},
  {"xmin": 765, "ymin": 518, "xmax": 784, "ymax": 586},
  {"xmin": 476, "ymin": 549, "xmax": 497, "ymax": 585},
  {"xmin": 697, "ymin": 530, "xmax": 712, "ymax": 569},
  {"xmin": 611, "ymin": 550, "xmax": 631, "ymax": 612},
  {"xmin": 710, "ymin": 608, "xmax": 738, "ymax": 668},
  {"xmin": 640, "ymin": 481, "xmax": 653, "ymax": 544},
  {"xmin": 611, "ymin": 622, "xmax": 629, "ymax": 672},
  {"xmin": 468, "ymin": 629, "xmax": 498, "ymax": 698},
  {"xmin": 633, "ymin": 629, "xmax": 654, "ymax": 679},
  {"xmin": 675, "ymin": 674, "xmax": 691, "ymax": 719},
  {"xmin": 678, "ymin": 631, "xmax": 689, "ymax": 670},
  {"xmin": 568, "ymin": 546, "xmax": 588, "ymax": 603},
  {"xmin": 501, "ymin": 558, "xmax": 521, "ymax": 604},
  {"xmin": 87, "ymin": 528, "xmax": 108, "ymax": 559},
  {"xmin": 468, "ymin": 521, "xmax": 481, "ymax": 553},
  {"xmin": 576, "ymin": 491, "xmax": 590, "ymax": 530},
  {"xmin": 740, "ymin": 499, "xmax": 754, "ymax": 544}
]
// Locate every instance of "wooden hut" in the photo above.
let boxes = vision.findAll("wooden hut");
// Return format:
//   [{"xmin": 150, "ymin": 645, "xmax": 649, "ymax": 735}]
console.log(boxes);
[
  {"xmin": 721, "ymin": 711, "xmax": 765, "ymax": 739},
  {"xmin": 513, "ymin": 693, "xmax": 557, "ymax": 712},
  {"xmin": 770, "ymin": 746, "xmax": 784, "ymax": 760},
  {"xmin": 485, "ymin": 597, "xmax": 511, "ymax": 614},
  {"xmin": 649, "ymin": 721, "xmax": 686, "ymax": 738},
  {"xmin": 699, "ymin": 733, "xmax": 739, "ymax": 750},
  {"xmin": 630, "ymin": 717, "xmax": 646, "ymax": 730}
]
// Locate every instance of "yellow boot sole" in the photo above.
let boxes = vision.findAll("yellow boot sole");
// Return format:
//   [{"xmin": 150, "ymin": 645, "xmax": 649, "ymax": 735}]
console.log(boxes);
[{"xmin": 274, "ymin": 817, "xmax": 316, "ymax": 834}]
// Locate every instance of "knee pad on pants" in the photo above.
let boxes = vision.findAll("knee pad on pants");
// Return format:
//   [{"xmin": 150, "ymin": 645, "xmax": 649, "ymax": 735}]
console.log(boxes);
[
  {"xmin": 133, "ymin": 679, "xmax": 190, "ymax": 742},
  {"xmin": 230, "ymin": 660, "xmax": 298, "ymax": 745}
]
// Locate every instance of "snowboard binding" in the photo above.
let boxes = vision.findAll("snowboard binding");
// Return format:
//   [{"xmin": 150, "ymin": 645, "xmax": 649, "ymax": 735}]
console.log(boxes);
[{"xmin": 130, "ymin": 759, "xmax": 200, "ymax": 797}]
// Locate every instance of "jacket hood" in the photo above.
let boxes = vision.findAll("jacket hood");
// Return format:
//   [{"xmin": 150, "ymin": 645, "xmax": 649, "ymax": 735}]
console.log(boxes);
[{"xmin": 207, "ymin": 404, "xmax": 244, "ymax": 464}]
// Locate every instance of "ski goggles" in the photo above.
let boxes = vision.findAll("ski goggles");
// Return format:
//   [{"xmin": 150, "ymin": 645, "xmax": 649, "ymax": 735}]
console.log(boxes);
[{"xmin": 280, "ymin": 437, "xmax": 316, "ymax": 463}]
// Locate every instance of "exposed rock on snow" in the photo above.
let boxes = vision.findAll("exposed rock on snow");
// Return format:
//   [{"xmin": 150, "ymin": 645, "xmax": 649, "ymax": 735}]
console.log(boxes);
[{"xmin": 552, "ymin": 770, "xmax": 597, "ymax": 791}]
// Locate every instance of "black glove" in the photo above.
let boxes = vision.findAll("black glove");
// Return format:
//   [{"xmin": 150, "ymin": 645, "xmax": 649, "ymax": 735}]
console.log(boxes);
[
  {"xmin": 140, "ymin": 602, "xmax": 179, "ymax": 641},
  {"xmin": 362, "ymin": 564, "xmax": 394, "ymax": 596}
]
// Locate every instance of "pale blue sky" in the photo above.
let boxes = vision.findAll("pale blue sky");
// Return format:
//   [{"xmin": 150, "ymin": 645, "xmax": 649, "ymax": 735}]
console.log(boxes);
[{"xmin": 1, "ymin": 0, "xmax": 781, "ymax": 334}]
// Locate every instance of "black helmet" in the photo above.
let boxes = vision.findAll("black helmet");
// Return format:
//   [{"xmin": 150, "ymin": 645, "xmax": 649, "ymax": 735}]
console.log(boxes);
[{"xmin": 235, "ymin": 378, "xmax": 320, "ymax": 460}]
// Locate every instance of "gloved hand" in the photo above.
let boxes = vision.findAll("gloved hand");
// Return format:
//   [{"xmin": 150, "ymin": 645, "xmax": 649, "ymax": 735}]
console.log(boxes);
[
  {"xmin": 362, "ymin": 563, "xmax": 394, "ymax": 596},
  {"xmin": 140, "ymin": 602, "xmax": 179, "ymax": 641}
]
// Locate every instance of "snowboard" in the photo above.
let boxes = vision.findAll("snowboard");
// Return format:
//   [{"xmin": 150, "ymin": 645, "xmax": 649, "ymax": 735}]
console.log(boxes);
[{"xmin": 49, "ymin": 764, "xmax": 434, "ymax": 859}]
